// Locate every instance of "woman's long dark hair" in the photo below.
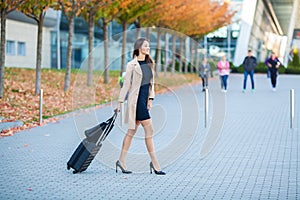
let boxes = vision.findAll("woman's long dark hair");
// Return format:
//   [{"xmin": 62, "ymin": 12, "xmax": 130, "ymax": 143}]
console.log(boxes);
[{"xmin": 132, "ymin": 38, "xmax": 154, "ymax": 70}]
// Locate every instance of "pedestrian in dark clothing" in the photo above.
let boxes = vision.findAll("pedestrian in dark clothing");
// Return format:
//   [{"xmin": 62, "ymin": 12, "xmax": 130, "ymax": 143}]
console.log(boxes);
[
  {"xmin": 264, "ymin": 52, "xmax": 282, "ymax": 91},
  {"xmin": 242, "ymin": 50, "xmax": 257, "ymax": 92},
  {"xmin": 116, "ymin": 38, "xmax": 165, "ymax": 175},
  {"xmin": 199, "ymin": 57, "xmax": 210, "ymax": 92}
]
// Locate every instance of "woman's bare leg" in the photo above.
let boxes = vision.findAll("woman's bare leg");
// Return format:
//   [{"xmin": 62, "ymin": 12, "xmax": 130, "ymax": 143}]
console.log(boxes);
[
  {"xmin": 140, "ymin": 119, "xmax": 161, "ymax": 170},
  {"xmin": 118, "ymin": 121, "xmax": 140, "ymax": 169}
]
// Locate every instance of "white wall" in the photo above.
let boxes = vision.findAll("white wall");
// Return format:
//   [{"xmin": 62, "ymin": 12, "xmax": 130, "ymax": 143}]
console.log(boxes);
[
  {"xmin": 233, "ymin": 0, "xmax": 290, "ymax": 65},
  {"xmin": 233, "ymin": 0, "xmax": 258, "ymax": 66},
  {"xmin": 4, "ymin": 19, "xmax": 52, "ymax": 69}
]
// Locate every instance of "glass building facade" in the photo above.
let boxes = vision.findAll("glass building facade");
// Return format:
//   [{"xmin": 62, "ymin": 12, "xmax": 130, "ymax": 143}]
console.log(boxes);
[
  {"xmin": 48, "ymin": 0, "xmax": 298, "ymax": 69},
  {"xmin": 204, "ymin": 0, "xmax": 243, "ymax": 62},
  {"xmin": 50, "ymin": 14, "xmax": 123, "ymax": 69}
]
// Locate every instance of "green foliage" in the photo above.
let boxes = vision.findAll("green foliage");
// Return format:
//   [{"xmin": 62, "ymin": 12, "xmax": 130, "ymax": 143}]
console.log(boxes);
[
  {"xmin": 171, "ymin": 60, "xmax": 196, "ymax": 73},
  {"xmin": 57, "ymin": 0, "xmax": 87, "ymax": 22},
  {"xmin": 287, "ymin": 51, "xmax": 300, "ymax": 72},
  {"xmin": 278, "ymin": 65, "xmax": 286, "ymax": 74},
  {"xmin": 116, "ymin": 1, "xmax": 154, "ymax": 24},
  {"xmin": 255, "ymin": 62, "xmax": 268, "ymax": 73},
  {"xmin": 0, "ymin": 0, "xmax": 26, "ymax": 13},
  {"xmin": 230, "ymin": 62, "xmax": 243, "ymax": 73},
  {"xmin": 95, "ymin": 0, "xmax": 119, "ymax": 24},
  {"xmin": 291, "ymin": 52, "xmax": 300, "ymax": 67},
  {"xmin": 208, "ymin": 60, "xmax": 218, "ymax": 70},
  {"xmin": 80, "ymin": 1, "xmax": 107, "ymax": 21},
  {"xmin": 19, "ymin": 0, "xmax": 54, "ymax": 21},
  {"xmin": 285, "ymin": 65, "xmax": 300, "ymax": 74},
  {"xmin": 173, "ymin": 60, "xmax": 184, "ymax": 72}
]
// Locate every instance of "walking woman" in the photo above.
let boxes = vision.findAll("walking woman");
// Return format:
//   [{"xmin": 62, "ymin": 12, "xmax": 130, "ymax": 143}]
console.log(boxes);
[
  {"xmin": 264, "ymin": 52, "xmax": 282, "ymax": 91},
  {"xmin": 116, "ymin": 38, "xmax": 166, "ymax": 175},
  {"xmin": 217, "ymin": 56, "xmax": 230, "ymax": 92},
  {"xmin": 199, "ymin": 57, "xmax": 210, "ymax": 92}
]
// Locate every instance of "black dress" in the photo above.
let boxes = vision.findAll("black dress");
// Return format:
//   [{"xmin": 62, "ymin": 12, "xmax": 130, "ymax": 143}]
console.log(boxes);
[{"xmin": 136, "ymin": 60, "xmax": 153, "ymax": 121}]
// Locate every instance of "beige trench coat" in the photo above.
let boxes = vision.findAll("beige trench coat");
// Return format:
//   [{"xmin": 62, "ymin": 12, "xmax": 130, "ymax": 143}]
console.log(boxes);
[{"xmin": 118, "ymin": 57, "xmax": 155, "ymax": 130}]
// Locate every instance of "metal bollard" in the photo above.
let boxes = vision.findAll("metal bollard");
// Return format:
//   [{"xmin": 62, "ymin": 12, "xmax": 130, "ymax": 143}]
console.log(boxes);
[
  {"xmin": 205, "ymin": 88, "xmax": 208, "ymax": 128},
  {"xmin": 39, "ymin": 89, "xmax": 43, "ymax": 125},
  {"xmin": 290, "ymin": 89, "xmax": 294, "ymax": 129}
]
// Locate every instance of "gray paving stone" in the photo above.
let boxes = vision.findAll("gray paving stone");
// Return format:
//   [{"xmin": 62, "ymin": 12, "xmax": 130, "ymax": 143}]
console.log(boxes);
[
  {"xmin": 0, "ymin": 74, "xmax": 299, "ymax": 199},
  {"xmin": 0, "ymin": 120, "xmax": 24, "ymax": 131}
]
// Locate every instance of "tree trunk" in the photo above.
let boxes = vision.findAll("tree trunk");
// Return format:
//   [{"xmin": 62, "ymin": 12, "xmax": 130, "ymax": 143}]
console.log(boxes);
[
  {"xmin": 189, "ymin": 39, "xmax": 193, "ymax": 73},
  {"xmin": 189, "ymin": 39, "xmax": 195, "ymax": 73},
  {"xmin": 135, "ymin": 19, "xmax": 140, "ymax": 40},
  {"xmin": 184, "ymin": 37, "xmax": 188, "ymax": 73},
  {"xmin": 195, "ymin": 40, "xmax": 200, "ymax": 75},
  {"xmin": 146, "ymin": 27, "xmax": 150, "ymax": 40},
  {"xmin": 155, "ymin": 27, "xmax": 161, "ymax": 77},
  {"xmin": 121, "ymin": 22, "xmax": 127, "ymax": 73},
  {"xmin": 136, "ymin": 27, "xmax": 140, "ymax": 40},
  {"xmin": 103, "ymin": 21, "xmax": 109, "ymax": 84},
  {"xmin": 87, "ymin": 14, "xmax": 94, "ymax": 86},
  {"xmin": 0, "ymin": 9, "xmax": 6, "ymax": 98},
  {"xmin": 171, "ymin": 34, "xmax": 176, "ymax": 75},
  {"xmin": 190, "ymin": 40, "xmax": 195, "ymax": 73},
  {"xmin": 35, "ymin": 13, "xmax": 44, "ymax": 95},
  {"xmin": 179, "ymin": 37, "xmax": 183, "ymax": 73},
  {"xmin": 164, "ymin": 32, "xmax": 168, "ymax": 77},
  {"xmin": 64, "ymin": 17, "xmax": 74, "ymax": 91}
]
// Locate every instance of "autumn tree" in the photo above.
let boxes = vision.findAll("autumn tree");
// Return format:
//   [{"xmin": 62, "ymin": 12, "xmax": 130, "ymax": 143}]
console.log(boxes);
[
  {"xmin": 141, "ymin": 0, "xmax": 235, "ymax": 74},
  {"xmin": 173, "ymin": 0, "xmax": 234, "ymax": 37},
  {"xmin": 81, "ymin": 0, "xmax": 110, "ymax": 86},
  {"xmin": 116, "ymin": 0, "xmax": 154, "ymax": 73},
  {"xmin": 58, "ymin": 0, "xmax": 86, "ymax": 91},
  {"xmin": 95, "ymin": 0, "xmax": 119, "ymax": 84},
  {"xmin": 19, "ymin": 0, "xmax": 55, "ymax": 95},
  {"xmin": 0, "ymin": 0, "xmax": 25, "ymax": 98},
  {"xmin": 184, "ymin": 0, "xmax": 235, "ymax": 73},
  {"xmin": 139, "ymin": 0, "xmax": 184, "ymax": 75}
]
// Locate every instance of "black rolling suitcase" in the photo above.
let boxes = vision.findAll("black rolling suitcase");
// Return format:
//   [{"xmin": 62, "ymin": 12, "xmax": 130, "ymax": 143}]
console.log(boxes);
[{"xmin": 67, "ymin": 111, "xmax": 117, "ymax": 174}]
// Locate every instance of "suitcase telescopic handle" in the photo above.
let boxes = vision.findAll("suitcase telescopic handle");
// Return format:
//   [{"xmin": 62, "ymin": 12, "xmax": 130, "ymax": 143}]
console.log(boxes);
[
  {"xmin": 106, "ymin": 110, "xmax": 118, "ymax": 123},
  {"xmin": 96, "ymin": 111, "xmax": 118, "ymax": 145}
]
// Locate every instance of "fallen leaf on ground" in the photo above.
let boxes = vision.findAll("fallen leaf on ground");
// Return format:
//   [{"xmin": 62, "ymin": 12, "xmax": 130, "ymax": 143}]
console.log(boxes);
[{"xmin": 1, "ymin": 68, "xmax": 199, "ymax": 136}]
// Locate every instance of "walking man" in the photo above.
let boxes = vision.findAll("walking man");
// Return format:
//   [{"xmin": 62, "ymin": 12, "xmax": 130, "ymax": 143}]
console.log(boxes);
[{"xmin": 242, "ymin": 50, "xmax": 257, "ymax": 92}]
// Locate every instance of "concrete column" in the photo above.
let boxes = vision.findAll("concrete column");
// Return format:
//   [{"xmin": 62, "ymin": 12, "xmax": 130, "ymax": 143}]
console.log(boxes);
[
  {"xmin": 233, "ymin": 0, "xmax": 258, "ymax": 66},
  {"xmin": 284, "ymin": 0, "xmax": 299, "ymax": 66}
]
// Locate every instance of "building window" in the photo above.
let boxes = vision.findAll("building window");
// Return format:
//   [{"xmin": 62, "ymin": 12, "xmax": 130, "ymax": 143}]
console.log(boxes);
[
  {"xmin": 6, "ymin": 40, "xmax": 15, "ymax": 55},
  {"xmin": 18, "ymin": 42, "xmax": 26, "ymax": 56}
]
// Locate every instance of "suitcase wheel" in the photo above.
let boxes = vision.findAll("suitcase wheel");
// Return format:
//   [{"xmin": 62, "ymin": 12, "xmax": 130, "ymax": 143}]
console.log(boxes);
[
  {"xmin": 67, "ymin": 164, "xmax": 70, "ymax": 170},
  {"xmin": 73, "ymin": 170, "xmax": 78, "ymax": 174}
]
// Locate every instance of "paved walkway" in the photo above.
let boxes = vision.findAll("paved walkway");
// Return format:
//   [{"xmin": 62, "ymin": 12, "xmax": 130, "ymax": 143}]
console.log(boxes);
[{"xmin": 0, "ymin": 74, "xmax": 299, "ymax": 199}]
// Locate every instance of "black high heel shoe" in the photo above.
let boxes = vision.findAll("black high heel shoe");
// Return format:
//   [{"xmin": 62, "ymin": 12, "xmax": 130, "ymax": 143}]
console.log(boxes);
[
  {"xmin": 150, "ymin": 162, "xmax": 166, "ymax": 175},
  {"xmin": 116, "ymin": 160, "xmax": 132, "ymax": 174}
]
